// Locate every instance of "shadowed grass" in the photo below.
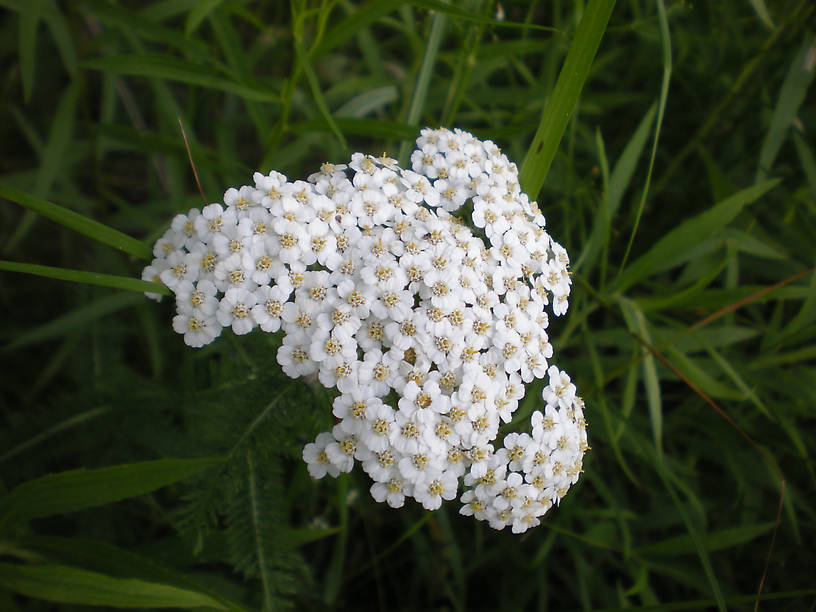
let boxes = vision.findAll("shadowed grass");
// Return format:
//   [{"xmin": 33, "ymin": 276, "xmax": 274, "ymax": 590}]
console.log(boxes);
[{"xmin": 0, "ymin": 1, "xmax": 814, "ymax": 611}]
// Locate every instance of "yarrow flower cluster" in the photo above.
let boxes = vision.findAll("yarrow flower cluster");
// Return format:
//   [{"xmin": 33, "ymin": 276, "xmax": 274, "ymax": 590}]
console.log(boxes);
[{"xmin": 144, "ymin": 127, "xmax": 588, "ymax": 533}]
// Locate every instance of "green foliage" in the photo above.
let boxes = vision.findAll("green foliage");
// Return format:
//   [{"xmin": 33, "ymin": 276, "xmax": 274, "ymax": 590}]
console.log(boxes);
[{"xmin": 1, "ymin": 1, "xmax": 815, "ymax": 610}]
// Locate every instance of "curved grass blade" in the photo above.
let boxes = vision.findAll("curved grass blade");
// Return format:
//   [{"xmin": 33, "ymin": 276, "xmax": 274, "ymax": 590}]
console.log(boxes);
[
  {"xmin": 617, "ymin": 0, "xmax": 672, "ymax": 274},
  {"xmin": 616, "ymin": 180, "xmax": 780, "ymax": 292},
  {"xmin": 0, "ymin": 407, "xmax": 110, "ymax": 464},
  {"xmin": 397, "ymin": 7, "xmax": 447, "ymax": 166},
  {"xmin": 19, "ymin": 535, "xmax": 249, "ymax": 612},
  {"xmin": 756, "ymin": 36, "xmax": 816, "ymax": 183},
  {"xmin": 294, "ymin": 38, "xmax": 347, "ymax": 150},
  {"xmin": 291, "ymin": 118, "xmax": 418, "ymax": 140},
  {"xmin": 184, "ymin": 0, "xmax": 223, "ymax": 36},
  {"xmin": 0, "ymin": 260, "xmax": 169, "ymax": 295},
  {"xmin": 0, "ymin": 183, "xmax": 152, "ymax": 261},
  {"xmin": 0, "ymin": 563, "xmax": 227, "ymax": 610},
  {"xmin": 3, "ymin": 292, "xmax": 143, "ymax": 352},
  {"xmin": 0, "ymin": 457, "xmax": 222, "ymax": 528},
  {"xmin": 18, "ymin": 0, "xmax": 44, "ymax": 102},
  {"xmin": 4, "ymin": 80, "xmax": 81, "ymax": 254},
  {"xmin": 82, "ymin": 54, "xmax": 280, "ymax": 103},
  {"xmin": 519, "ymin": 0, "xmax": 615, "ymax": 198}
]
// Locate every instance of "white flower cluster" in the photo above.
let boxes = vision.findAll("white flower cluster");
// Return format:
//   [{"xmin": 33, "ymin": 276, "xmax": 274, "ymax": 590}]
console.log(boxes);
[{"xmin": 143, "ymin": 127, "xmax": 588, "ymax": 533}]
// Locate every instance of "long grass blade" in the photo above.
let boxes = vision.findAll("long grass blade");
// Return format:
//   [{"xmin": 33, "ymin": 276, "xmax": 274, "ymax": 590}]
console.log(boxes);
[
  {"xmin": 0, "ymin": 183, "xmax": 152, "ymax": 261},
  {"xmin": 519, "ymin": 0, "xmax": 615, "ymax": 198},
  {"xmin": 0, "ymin": 260, "xmax": 169, "ymax": 295},
  {"xmin": 82, "ymin": 54, "xmax": 280, "ymax": 103},
  {"xmin": 397, "ymin": 7, "xmax": 447, "ymax": 166},
  {"xmin": 617, "ymin": 0, "xmax": 672, "ymax": 274}
]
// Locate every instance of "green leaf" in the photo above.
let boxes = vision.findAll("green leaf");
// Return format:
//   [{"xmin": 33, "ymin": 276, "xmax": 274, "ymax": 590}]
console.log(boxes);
[
  {"xmin": 616, "ymin": 180, "xmax": 780, "ymax": 292},
  {"xmin": 575, "ymin": 103, "xmax": 656, "ymax": 275},
  {"xmin": 747, "ymin": 0, "xmax": 775, "ymax": 29},
  {"xmin": 18, "ymin": 0, "xmax": 44, "ymax": 102},
  {"xmin": 4, "ymin": 80, "xmax": 81, "ymax": 253},
  {"xmin": 82, "ymin": 54, "xmax": 280, "ymax": 103},
  {"xmin": 0, "ymin": 563, "xmax": 227, "ymax": 609},
  {"xmin": 756, "ymin": 36, "xmax": 816, "ymax": 182},
  {"xmin": 617, "ymin": 0, "xmax": 672, "ymax": 274},
  {"xmin": 619, "ymin": 298, "xmax": 662, "ymax": 454},
  {"xmin": 397, "ymin": 7, "xmax": 447, "ymax": 166},
  {"xmin": 43, "ymin": 1, "xmax": 77, "ymax": 78},
  {"xmin": 3, "ymin": 292, "xmax": 143, "ymax": 352},
  {"xmin": 184, "ymin": 0, "xmax": 223, "ymax": 36},
  {"xmin": 0, "ymin": 407, "xmax": 110, "ymax": 464},
  {"xmin": 82, "ymin": 0, "xmax": 213, "ymax": 63},
  {"xmin": 294, "ymin": 38, "xmax": 347, "ymax": 150},
  {"xmin": 290, "ymin": 118, "xmax": 418, "ymax": 140},
  {"xmin": 663, "ymin": 346, "xmax": 745, "ymax": 401},
  {"xmin": 408, "ymin": 0, "xmax": 557, "ymax": 32},
  {"xmin": 636, "ymin": 522, "xmax": 774, "ymax": 556},
  {"xmin": 335, "ymin": 85, "xmax": 398, "ymax": 117},
  {"xmin": 0, "ymin": 457, "xmax": 222, "ymax": 527},
  {"xmin": 520, "ymin": 0, "xmax": 616, "ymax": 198},
  {"xmin": 312, "ymin": 0, "xmax": 403, "ymax": 58},
  {"xmin": 18, "ymin": 536, "xmax": 249, "ymax": 612},
  {"xmin": 0, "ymin": 260, "xmax": 170, "ymax": 295},
  {"xmin": 0, "ymin": 183, "xmax": 152, "ymax": 261}
]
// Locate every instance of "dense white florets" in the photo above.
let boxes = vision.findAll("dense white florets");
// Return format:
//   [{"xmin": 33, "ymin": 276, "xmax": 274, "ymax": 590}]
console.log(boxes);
[{"xmin": 144, "ymin": 127, "xmax": 587, "ymax": 533}]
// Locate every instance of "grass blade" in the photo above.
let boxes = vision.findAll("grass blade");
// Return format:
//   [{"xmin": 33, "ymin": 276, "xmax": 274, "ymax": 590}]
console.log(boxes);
[
  {"xmin": 20, "ymin": 536, "xmax": 250, "ymax": 612},
  {"xmin": 0, "ymin": 457, "xmax": 222, "ymax": 527},
  {"xmin": 313, "ymin": 0, "xmax": 402, "ymax": 57},
  {"xmin": 82, "ymin": 54, "xmax": 280, "ymax": 103},
  {"xmin": 574, "ymin": 102, "xmax": 656, "ymax": 276},
  {"xmin": 0, "ymin": 563, "xmax": 227, "ymax": 610},
  {"xmin": 756, "ymin": 36, "xmax": 816, "ymax": 182},
  {"xmin": 18, "ymin": 0, "xmax": 44, "ymax": 102},
  {"xmin": 4, "ymin": 79, "xmax": 81, "ymax": 254},
  {"xmin": 616, "ymin": 180, "xmax": 780, "ymax": 292},
  {"xmin": 519, "ymin": 0, "xmax": 615, "ymax": 198},
  {"xmin": 294, "ymin": 38, "xmax": 347, "ymax": 151},
  {"xmin": 0, "ymin": 407, "xmax": 111, "ymax": 464},
  {"xmin": 617, "ymin": 0, "xmax": 672, "ymax": 274},
  {"xmin": 184, "ymin": 0, "xmax": 222, "ymax": 36},
  {"xmin": 397, "ymin": 7, "xmax": 447, "ymax": 166},
  {"xmin": 3, "ymin": 292, "xmax": 144, "ymax": 352},
  {"xmin": 0, "ymin": 261, "xmax": 169, "ymax": 295},
  {"xmin": 0, "ymin": 183, "xmax": 152, "ymax": 261},
  {"xmin": 619, "ymin": 297, "xmax": 662, "ymax": 455}
]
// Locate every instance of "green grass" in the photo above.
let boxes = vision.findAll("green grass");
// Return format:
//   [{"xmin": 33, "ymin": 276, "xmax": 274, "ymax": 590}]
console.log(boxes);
[{"xmin": 1, "ymin": 1, "xmax": 815, "ymax": 610}]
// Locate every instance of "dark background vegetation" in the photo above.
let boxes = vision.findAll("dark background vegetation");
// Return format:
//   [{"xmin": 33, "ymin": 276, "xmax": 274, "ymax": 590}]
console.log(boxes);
[{"xmin": 1, "ymin": 1, "xmax": 815, "ymax": 610}]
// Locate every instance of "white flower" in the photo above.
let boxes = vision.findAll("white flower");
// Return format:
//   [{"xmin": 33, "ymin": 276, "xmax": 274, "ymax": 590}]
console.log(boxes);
[
  {"xmin": 303, "ymin": 432, "xmax": 340, "ymax": 479},
  {"xmin": 145, "ymin": 126, "xmax": 583, "ymax": 533},
  {"xmin": 543, "ymin": 366, "xmax": 576, "ymax": 410},
  {"xmin": 371, "ymin": 473, "xmax": 411, "ymax": 508},
  {"xmin": 250, "ymin": 284, "xmax": 288, "ymax": 332},
  {"xmin": 172, "ymin": 310, "xmax": 222, "ymax": 348},
  {"xmin": 414, "ymin": 468, "xmax": 458, "ymax": 510},
  {"xmin": 216, "ymin": 287, "xmax": 258, "ymax": 335}
]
